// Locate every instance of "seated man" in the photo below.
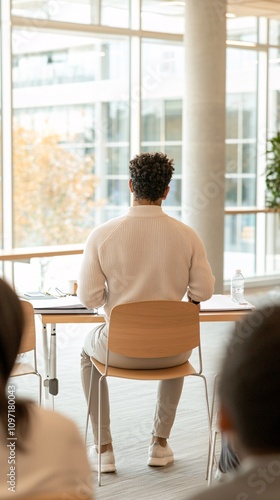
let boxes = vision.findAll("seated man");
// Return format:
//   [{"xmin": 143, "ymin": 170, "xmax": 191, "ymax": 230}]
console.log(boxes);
[
  {"xmin": 78, "ymin": 152, "xmax": 215, "ymax": 473},
  {"xmin": 188, "ymin": 304, "xmax": 280, "ymax": 500}
]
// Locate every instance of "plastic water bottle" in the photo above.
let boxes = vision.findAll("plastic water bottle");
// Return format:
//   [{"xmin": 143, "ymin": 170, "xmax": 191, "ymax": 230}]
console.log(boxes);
[{"xmin": 231, "ymin": 269, "xmax": 245, "ymax": 304}]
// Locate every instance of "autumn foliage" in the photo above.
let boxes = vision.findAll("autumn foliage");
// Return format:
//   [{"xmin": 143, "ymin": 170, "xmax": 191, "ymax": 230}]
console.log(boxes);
[{"xmin": 13, "ymin": 126, "xmax": 97, "ymax": 247}]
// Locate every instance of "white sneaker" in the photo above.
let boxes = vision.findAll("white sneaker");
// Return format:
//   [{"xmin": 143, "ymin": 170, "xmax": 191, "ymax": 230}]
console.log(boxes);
[
  {"xmin": 87, "ymin": 445, "xmax": 116, "ymax": 473},
  {"xmin": 147, "ymin": 442, "xmax": 174, "ymax": 467}
]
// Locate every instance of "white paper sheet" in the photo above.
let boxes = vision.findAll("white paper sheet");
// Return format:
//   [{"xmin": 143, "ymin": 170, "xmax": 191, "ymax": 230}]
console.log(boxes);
[
  {"xmin": 200, "ymin": 294, "xmax": 255, "ymax": 311},
  {"xmin": 23, "ymin": 295, "xmax": 87, "ymax": 310}
]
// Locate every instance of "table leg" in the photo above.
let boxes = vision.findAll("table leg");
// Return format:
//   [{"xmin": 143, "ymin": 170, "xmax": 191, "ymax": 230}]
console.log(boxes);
[
  {"xmin": 42, "ymin": 322, "xmax": 59, "ymax": 402},
  {"xmin": 42, "ymin": 323, "xmax": 50, "ymax": 400},
  {"xmin": 49, "ymin": 323, "xmax": 59, "ymax": 396}
]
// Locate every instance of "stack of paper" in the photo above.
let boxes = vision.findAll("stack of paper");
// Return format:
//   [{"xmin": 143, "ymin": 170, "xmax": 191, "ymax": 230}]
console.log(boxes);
[{"xmin": 21, "ymin": 294, "xmax": 97, "ymax": 314}]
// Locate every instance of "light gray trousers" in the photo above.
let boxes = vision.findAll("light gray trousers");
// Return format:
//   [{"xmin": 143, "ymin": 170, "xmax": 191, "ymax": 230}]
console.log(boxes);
[{"xmin": 81, "ymin": 323, "xmax": 192, "ymax": 446}]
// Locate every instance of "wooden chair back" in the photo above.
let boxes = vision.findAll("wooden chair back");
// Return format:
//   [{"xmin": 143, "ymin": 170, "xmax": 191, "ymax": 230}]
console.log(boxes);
[
  {"xmin": 107, "ymin": 300, "xmax": 200, "ymax": 358},
  {"xmin": 11, "ymin": 300, "xmax": 42, "ymax": 404},
  {"xmin": 19, "ymin": 300, "xmax": 36, "ymax": 353}
]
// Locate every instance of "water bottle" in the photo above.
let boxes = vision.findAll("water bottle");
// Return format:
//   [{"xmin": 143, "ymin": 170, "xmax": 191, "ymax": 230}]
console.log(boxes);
[{"xmin": 231, "ymin": 269, "xmax": 245, "ymax": 304}]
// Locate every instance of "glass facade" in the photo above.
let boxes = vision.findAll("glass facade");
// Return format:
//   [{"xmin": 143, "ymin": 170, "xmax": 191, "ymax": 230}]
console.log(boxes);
[
  {"xmin": 0, "ymin": 2, "xmax": 279, "ymax": 289},
  {"xmin": 0, "ymin": 28, "xmax": 3, "ymax": 249},
  {"xmin": 226, "ymin": 16, "xmax": 258, "ymax": 43},
  {"xmin": 0, "ymin": 5, "xmax": 2, "ymax": 251},
  {"xmin": 141, "ymin": 40, "xmax": 183, "ymax": 218},
  {"xmin": 268, "ymin": 47, "xmax": 280, "ymax": 134},
  {"xmin": 266, "ymin": 213, "xmax": 280, "ymax": 273},
  {"xmin": 223, "ymin": 17, "xmax": 280, "ymax": 281},
  {"xmin": 269, "ymin": 19, "xmax": 280, "ymax": 46},
  {"xmin": 12, "ymin": 0, "xmax": 130, "ymax": 27},
  {"xmin": 12, "ymin": 30, "xmax": 129, "ymax": 245},
  {"xmin": 141, "ymin": 0, "xmax": 184, "ymax": 34},
  {"xmin": 224, "ymin": 47, "xmax": 258, "ymax": 278}
]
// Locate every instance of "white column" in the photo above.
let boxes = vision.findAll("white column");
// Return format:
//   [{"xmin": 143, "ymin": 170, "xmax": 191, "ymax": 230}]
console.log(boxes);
[{"xmin": 182, "ymin": 0, "xmax": 226, "ymax": 292}]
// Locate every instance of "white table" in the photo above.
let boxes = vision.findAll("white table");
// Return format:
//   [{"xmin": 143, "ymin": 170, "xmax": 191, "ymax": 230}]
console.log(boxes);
[{"xmin": 37, "ymin": 295, "xmax": 254, "ymax": 399}]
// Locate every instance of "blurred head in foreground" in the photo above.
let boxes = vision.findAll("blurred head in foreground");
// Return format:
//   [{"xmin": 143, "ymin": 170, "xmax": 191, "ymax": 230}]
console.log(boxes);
[{"xmin": 218, "ymin": 304, "xmax": 280, "ymax": 458}]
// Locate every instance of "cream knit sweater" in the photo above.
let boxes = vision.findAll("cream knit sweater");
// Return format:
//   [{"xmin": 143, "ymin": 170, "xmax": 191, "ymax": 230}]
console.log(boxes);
[{"xmin": 78, "ymin": 206, "xmax": 215, "ymax": 320}]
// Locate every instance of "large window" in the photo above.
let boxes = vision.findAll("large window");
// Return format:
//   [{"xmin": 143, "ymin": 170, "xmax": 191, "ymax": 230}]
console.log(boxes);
[
  {"xmin": 12, "ymin": 29, "xmax": 129, "ymax": 246},
  {"xmin": 12, "ymin": 0, "xmax": 130, "ymax": 27},
  {"xmin": 226, "ymin": 16, "xmax": 258, "ymax": 43},
  {"xmin": 0, "ymin": 50, "xmax": 3, "ymax": 252},
  {"xmin": 0, "ymin": 6, "xmax": 2, "ymax": 252},
  {"xmin": 268, "ymin": 47, "xmax": 280, "ymax": 134},
  {"xmin": 224, "ymin": 48, "xmax": 258, "ymax": 278},
  {"xmin": 224, "ymin": 18, "xmax": 280, "ymax": 280},
  {"xmin": 141, "ymin": 40, "xmax": 183, "ymax": 219},
  {"xmin": 141, "ymin": 0, "xmax": 184, "ymax": 34},
  {"xmin": 1, "ymin": 3, "xmax": 280, "ymax": 290}
]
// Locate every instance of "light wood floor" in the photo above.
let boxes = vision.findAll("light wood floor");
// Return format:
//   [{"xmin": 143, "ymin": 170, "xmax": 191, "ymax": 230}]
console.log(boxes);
[{"xmin": 17, "ymin": 288, "xmax": 280, "ymax": 500}]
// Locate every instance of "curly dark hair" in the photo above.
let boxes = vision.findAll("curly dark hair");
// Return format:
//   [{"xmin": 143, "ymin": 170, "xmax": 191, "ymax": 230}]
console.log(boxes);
[{"xmin": 129, "ymin": 152, "xmax": 174, "ymax": 202}]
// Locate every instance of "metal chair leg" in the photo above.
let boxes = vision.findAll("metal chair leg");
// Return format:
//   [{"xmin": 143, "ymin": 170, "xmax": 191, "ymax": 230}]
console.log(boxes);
[
  {"xmin": 206, "ymin": 374, "xmax": 220, "ymax": 480},
  {"xmin": 98, "ymin": 374, "xmax": 105, "ymax": 486},
  {"xmin": 85, "ymin": 364, "xmax": 94, "ymax": 444},
  {"xmin": 208, "ymin": 428, "xmax": 218, "ymax": 486},
  {"xmin": 200, "ymin": 374, "xmax": 212, "ymax": 480},
  {"xmin": 38, "ymin": 373, "xmax": 42, "ymax": 406}
]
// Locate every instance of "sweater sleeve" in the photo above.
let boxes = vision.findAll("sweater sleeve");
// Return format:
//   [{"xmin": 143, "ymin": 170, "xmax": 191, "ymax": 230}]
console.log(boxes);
[
  {"xmin": 77, "ymin": 228, "xmax": 108, "ymax": 309},
  {"xmin": 187, "ymin": 231, "xmax": 215, "ymax": 303}
]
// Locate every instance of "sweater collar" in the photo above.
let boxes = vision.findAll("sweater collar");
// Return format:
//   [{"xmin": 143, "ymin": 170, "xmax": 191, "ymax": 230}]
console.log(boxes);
[{"xmin": 127, "ymin": 206, "xmax": 166, "ymax": 217}]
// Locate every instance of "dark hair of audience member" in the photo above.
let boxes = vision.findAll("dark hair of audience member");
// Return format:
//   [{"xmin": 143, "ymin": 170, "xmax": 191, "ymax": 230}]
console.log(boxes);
[
  {"xmin": 0, "ymin": 278, "xmax": 32, "ymax": 448},
  {"xmin": 219, "ymin": 305, "xmax": 280, "ymax": 453},
  {"xmin": 129, "ymin": 152, "xmax": 174, "ymax": 202}
]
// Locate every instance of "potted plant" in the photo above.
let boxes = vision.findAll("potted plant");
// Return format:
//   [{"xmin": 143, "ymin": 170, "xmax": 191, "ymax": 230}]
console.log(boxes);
[{"xmin": 265, "ymin": 132, "xmax": 280, "ymax": 208}]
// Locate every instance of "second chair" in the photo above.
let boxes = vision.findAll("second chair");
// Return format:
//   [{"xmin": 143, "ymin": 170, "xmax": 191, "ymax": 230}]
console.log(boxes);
[{"xmin": 10, "ymin": 300, "xmax": 42, "ymax": 405}]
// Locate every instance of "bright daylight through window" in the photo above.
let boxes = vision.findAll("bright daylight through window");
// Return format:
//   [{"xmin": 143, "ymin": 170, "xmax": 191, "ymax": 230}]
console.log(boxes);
[{"xmin": 0, "ymin": 1, "xmax": 280, "ymax": 291}]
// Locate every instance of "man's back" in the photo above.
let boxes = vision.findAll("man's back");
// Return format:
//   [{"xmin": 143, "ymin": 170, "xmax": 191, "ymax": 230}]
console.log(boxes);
[{"xmin": 78, "ymin": 205, "xmax": 214, "ymax": 318}]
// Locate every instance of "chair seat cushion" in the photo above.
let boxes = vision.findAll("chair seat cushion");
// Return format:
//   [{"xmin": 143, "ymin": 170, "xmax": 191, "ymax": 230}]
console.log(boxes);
[{"xmin": 91, "ymin": 357, "xmax": 197, "ymax": 380}]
